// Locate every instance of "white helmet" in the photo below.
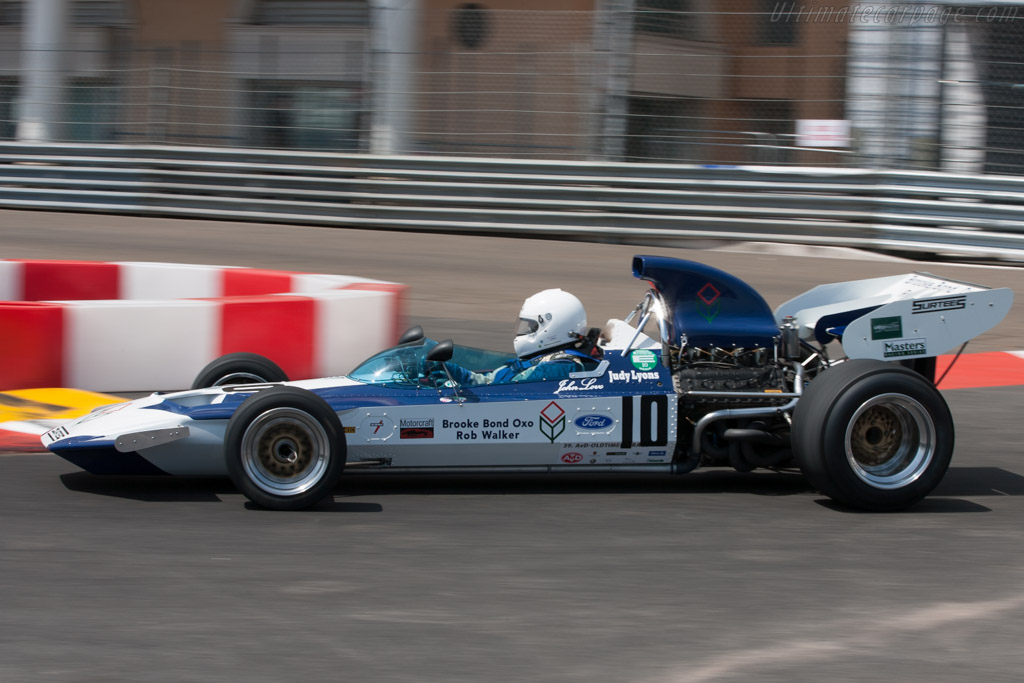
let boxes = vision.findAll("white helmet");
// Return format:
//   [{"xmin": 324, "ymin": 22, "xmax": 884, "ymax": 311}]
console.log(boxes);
[{"xmin": 513, "ymin": 289, "xmax": 587, "ymax": 358}]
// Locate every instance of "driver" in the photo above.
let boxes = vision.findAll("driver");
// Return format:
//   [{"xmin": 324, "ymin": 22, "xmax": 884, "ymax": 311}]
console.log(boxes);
[{"xmin": 435, "ymin": 289, "xmax": 600, "ymax": 386}]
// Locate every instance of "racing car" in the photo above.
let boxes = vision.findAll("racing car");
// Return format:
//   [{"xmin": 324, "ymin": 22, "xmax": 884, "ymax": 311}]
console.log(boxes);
[{"xmin": 42, "ymin": 255, "xmax": 1013, "ymax": 511}]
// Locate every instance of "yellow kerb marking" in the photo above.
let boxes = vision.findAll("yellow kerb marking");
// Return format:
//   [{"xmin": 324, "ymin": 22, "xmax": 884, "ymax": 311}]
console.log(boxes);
[{"xmin": 0, "ymin": 388, "xmax": 123, "ymax": 422}]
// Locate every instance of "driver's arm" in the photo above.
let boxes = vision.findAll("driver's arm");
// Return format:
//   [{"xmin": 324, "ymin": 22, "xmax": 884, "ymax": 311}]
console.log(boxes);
[
  {"xmin": 509, "ymin": 358, "xmax": 581, "ymax": 383},
  {"xmin": 432, "ymin": 362, "xmax": 494, "ymax": 386}
]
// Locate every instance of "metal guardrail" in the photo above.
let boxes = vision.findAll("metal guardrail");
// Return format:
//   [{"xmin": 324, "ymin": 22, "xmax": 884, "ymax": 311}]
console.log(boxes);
[{"xmin": 1, "ymin": 142, "xmax": 1023, "ymax": 262}]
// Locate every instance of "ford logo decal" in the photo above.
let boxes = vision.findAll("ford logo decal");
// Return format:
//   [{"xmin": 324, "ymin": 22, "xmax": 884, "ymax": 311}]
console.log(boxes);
[{"xmin": 574, "ymin": 414, "xmax": 613, "ymax": 429}]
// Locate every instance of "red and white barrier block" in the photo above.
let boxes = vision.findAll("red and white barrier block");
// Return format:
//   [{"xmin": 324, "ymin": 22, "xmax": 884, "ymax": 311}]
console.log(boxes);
[{"xmin": 0, "ymin": 260, "xmax": 406, "ymax": 392}]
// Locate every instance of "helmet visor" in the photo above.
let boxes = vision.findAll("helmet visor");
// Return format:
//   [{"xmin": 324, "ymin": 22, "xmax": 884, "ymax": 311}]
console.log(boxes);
[{"xmin": 513, "ymin": 316, "xmax": 539, "ymax": 337}]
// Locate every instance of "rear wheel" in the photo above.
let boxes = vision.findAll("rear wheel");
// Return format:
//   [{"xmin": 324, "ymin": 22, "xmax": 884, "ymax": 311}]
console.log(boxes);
[
  {"xmin": 792, "ymin": 359, "xmax": 953, "ymax": 511},
  {"xmin": 192, "ymin": 352, "xmax": 288, "ymax": 389},
  {"xmin": 224, "ymin": 386, "xmax": 346, "ymax": 510}
]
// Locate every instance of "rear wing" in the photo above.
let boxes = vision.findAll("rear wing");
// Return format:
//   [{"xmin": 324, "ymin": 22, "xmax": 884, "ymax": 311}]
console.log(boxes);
[{"xmin": 775, "ymin": 273, "xmax": 1013, "ymax": 360}]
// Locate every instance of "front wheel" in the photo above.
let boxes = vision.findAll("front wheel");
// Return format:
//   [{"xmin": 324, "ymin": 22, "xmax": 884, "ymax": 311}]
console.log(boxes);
[
  {"xmin": 792, "ymin": 359, "xmax": 954, "ymax": 511},
  {"xmin": 192, "ymin": 352, "xmax": 289, "ymax": 389},
  {"xmin": 224, "ymin": 386, "xmax": 346, "ymax": 510}
]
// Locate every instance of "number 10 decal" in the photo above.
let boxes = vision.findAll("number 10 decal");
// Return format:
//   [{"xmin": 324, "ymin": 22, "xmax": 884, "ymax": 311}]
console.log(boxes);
[{"xmin": 620, "ymin": 395, "xmax": 668, "ymax": 448}]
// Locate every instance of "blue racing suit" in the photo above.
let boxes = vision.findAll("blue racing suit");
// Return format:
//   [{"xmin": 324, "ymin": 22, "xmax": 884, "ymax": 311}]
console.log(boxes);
[{"xmin": 439, "ymin": 348, "xmax": 597, "ymax": 386}]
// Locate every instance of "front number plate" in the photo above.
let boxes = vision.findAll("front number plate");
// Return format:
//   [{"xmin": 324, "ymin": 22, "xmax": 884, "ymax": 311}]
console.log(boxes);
[{"xmin": 41, "ymin": 425, "xmax": 69, "ymax": 445}]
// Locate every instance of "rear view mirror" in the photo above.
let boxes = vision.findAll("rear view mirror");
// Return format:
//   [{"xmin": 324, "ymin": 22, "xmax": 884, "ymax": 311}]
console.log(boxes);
[
  {"xmin": 426, "ymin": 339, "xmax": 454, "ymax": 363},
  {"xmin": 398, "ymin": 325, "xmax": 424, "ymax": 345}
]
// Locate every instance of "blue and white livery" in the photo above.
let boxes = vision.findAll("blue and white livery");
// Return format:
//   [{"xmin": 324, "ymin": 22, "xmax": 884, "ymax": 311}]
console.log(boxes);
[{"xmin": 43, "ymin": 256, "xmax": 1012, "ymax": 512}]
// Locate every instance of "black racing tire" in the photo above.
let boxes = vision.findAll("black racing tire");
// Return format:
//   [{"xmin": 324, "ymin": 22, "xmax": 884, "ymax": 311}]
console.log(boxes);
[
  {"xmin": 792, "ymin": 359, "xmax": 954, "ymax": 511},
  {"xmin": 191, "ymin": 352, "xmax": 289, "ymax": 389},
  {"xmin": 224, "ymin": 386, "xmax": 346, "ymax": 510}
]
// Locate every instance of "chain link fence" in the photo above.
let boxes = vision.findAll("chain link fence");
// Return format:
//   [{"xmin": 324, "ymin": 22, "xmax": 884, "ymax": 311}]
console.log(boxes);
[{"xmin": 1, "ymin": 2, "xmax": 1024, "ymax": 173}]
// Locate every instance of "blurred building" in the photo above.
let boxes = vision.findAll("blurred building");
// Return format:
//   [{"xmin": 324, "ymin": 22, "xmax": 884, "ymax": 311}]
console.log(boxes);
[
  {"xmin": 416, "ymin": 0, "xmax": 848, "ymax": 163},
  {"xmin": 0, "ymin": 0, "xmax": 850, "ymax": 162},
  {"xmin": 1, "ymin": 0, "xmax": 375, "ymax": 148},
  {"xmin": 1, "ymin": 0, "xmax": 1021, "ymax": 171},
  {"xmin": 847, "ymin": 2, "xmax": 1024, "ymax": 174}
]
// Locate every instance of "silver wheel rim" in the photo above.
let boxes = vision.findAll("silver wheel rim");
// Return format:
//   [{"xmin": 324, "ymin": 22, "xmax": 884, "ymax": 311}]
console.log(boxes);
[
  {"xmin": 213, "ymin": 371, "xmax": 268, "ymax": 387},
  {"xmin": 240, "ymin": 407, "xmax": 331, "ymax": 497},
  {"xmin": 845, "ymin": 393, "xmax": 936, "ymax": 490}
]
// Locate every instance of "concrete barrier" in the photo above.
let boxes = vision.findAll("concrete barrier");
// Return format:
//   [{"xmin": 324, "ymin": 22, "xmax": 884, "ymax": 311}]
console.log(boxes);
[{"xmin": 0, "ymin": 259, "xmax": 405, "ymax": 392}]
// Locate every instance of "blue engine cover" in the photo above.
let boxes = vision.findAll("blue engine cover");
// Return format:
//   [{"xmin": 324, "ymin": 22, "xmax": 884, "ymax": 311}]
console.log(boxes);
[{"xmin": 632, "ymin": 255, "xmax": 780, "ymax": 349}]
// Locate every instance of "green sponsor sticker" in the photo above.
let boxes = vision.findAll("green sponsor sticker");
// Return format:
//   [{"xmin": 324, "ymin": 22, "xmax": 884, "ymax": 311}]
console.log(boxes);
[
  {"xmin": 871, "ymin": 316, "xmax": 903, "ymax": 340},
  {"xmin": 630, "ymin": 349, "xmax": 659, "ymax": 371}
]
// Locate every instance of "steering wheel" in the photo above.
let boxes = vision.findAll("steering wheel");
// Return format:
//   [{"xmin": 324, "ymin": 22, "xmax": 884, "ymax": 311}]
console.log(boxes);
[{"xmin": 387, "ymin": 348, "xmax": 420, "ymax": 385}]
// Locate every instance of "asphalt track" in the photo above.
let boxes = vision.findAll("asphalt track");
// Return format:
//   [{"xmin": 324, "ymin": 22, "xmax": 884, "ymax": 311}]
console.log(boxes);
[{"xmin": 2, "ymin": 209, "xmax": 1024, "ymax": 682}]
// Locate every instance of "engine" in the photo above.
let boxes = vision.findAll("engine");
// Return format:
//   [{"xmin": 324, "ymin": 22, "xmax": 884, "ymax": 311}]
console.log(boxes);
[
  {"xmin": 670, "ymin": 344, "xmax": 800, "ymax": 473},
  {"xmin": 673, "ymin": 347, "xmax": 784, "ymax": 401}
]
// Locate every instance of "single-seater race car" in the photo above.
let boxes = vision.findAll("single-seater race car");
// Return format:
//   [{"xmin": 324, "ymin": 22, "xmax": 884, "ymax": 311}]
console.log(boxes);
[{"xmin": 43, "ymin": 256, "xmax": 1012, "ymax": 511}]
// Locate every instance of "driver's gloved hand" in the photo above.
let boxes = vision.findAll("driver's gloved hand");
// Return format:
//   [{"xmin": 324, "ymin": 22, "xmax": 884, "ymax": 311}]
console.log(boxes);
[
  {"xmin": 430, "ymin": 362, "xmax": 474, "ymax": 386},
  {"xmin": 427, "ymin": 367, "xmax": 447, "ymax": 385}
]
